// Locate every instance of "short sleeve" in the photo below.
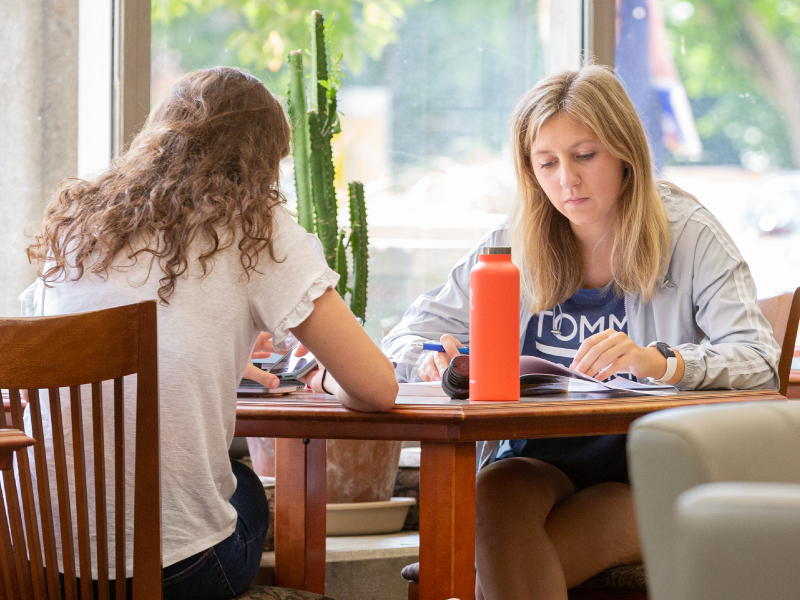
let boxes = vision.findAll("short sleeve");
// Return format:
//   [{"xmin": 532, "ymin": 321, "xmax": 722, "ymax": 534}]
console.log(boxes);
[
  {"xmin": 19, "ymin": 279, "xmax": 45, "ymax": 317},
  {"xmin": 246, "ymin": 208, "xmax": 340, "ymax": 350}
]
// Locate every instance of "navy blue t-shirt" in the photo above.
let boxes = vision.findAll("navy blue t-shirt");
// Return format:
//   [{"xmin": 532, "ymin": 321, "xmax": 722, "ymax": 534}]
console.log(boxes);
[{"xmin": 497, "ymin": 286, "xmax": 630, "ymax": 490}]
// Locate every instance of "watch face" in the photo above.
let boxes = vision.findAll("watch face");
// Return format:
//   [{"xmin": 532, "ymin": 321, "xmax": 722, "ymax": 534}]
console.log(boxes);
[{"xmin": 656, "ymin": 342, "xmax": 675, "ymax": 358}]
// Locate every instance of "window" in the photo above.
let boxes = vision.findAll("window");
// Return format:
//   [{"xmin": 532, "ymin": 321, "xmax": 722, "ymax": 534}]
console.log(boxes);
[
  {"xmin": 615, "ymin": 0, "xmax": 800, "ymax": 297},
  {"xmin": 151, "ymin": 0, "xmax": 550, "ymax": 340}
]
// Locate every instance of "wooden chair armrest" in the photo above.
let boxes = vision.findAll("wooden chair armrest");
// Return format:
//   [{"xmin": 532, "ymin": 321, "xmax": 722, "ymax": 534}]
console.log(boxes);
[{"xmin": 0, "ymin": 429, "xmax": 35, "ymax": 470}]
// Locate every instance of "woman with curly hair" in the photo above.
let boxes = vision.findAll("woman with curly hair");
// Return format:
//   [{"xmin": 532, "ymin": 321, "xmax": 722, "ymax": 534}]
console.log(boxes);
[{"xmin": 23, "ymin": 66, "xmax": 397, "ymax": 598}]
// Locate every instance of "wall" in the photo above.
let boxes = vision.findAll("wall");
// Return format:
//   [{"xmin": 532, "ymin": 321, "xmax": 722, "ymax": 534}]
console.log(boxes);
[{"xmin": 0, "ymin": 0, "xmax": 79, "ymax": 316}]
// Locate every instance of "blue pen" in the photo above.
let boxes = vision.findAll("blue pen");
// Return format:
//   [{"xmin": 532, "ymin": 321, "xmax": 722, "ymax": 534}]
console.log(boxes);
[{"xmin": 412, "ymin": 342, "xmax": 470, "ymax": 355}]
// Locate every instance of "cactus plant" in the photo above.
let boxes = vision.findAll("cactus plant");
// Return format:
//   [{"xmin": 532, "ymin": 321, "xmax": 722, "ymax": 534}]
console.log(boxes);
[
  {"xmin": 287, "ymin": 10, "xmax": 370, "ymax": 322},
  {"xmin": 348, "ymin": 181, "xmax": 368, "ymax": 321},
  {"xmin": 287, "ymin": 50, "xmax": 313, "ymax": 233}
]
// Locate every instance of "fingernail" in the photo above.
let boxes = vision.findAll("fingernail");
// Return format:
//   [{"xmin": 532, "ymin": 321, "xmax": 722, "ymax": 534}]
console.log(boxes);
[{"xmin": 269, "ymin": 378, "xmax": 280, "ymax": 389}]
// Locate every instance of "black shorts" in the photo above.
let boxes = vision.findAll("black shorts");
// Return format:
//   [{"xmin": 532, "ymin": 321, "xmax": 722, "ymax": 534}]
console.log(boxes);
[{"xmin": 496, "ymin": 434, "xmax": 629, "ymax": 492}]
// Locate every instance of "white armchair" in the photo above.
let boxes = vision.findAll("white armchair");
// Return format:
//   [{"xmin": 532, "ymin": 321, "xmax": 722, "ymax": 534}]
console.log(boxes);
[{"xmin": 628, "ymin": 401, "xmax": 800, "ymax": 600}]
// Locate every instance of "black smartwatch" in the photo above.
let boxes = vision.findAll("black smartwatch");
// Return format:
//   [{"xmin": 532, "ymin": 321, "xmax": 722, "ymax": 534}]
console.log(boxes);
[{"xmin": 648, "ymin": 341, "xmax": 677, "ymax": 383}]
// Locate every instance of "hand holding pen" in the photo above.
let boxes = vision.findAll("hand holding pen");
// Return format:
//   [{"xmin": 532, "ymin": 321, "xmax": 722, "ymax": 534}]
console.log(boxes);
[
  {"xmin": 412, "ymin": 342, "xmax": 470, "ymax": 355},
  {"xmin": 416, "ymin": 334, "xmax": 468, "ymax": 382}
]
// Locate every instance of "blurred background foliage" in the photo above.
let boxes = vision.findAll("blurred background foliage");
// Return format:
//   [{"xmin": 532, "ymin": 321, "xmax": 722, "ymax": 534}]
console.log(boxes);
[
  {"xmin": 153, "ymin": 0, "xmax": 800, "ymax": 169},
  {"xmin": 152, "ymin": 0, "xmax": 543, "ymax": 166},
  {"xmin": 151, "ymin": 0, "xmax": 427, "ymax": 99},
  {"xmin": 662, "ymin": 0, "xmax": 800, "ymax": 168}
]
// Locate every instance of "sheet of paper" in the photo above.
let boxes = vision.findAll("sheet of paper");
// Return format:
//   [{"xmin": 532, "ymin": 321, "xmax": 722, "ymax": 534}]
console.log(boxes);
[
  {"xmin": 398, "ymin": 381, "xmax": 448, "ymax": 397},
  {"xmin": 603, "ymin": 377, "xmax": 675, "ymax": 391}
]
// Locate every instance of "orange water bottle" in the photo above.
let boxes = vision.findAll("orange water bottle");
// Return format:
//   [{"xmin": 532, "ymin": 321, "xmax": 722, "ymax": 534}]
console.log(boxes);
[{"xmin": 469, "ymin": 246, "xmax": 520, "ymax": 401}]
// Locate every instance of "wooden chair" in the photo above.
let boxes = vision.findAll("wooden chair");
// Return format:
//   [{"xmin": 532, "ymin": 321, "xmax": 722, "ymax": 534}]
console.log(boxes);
[
  {"xmin": 756, "ymin": 287, "xmax": 800, "ymax": 396},
  {"xmin": 0, "ymin": 301, "xmax": 161, "ymax": 600},
  {"xmin": 401, "ymin": 289, "xmax": 800, "ymax": 600}
]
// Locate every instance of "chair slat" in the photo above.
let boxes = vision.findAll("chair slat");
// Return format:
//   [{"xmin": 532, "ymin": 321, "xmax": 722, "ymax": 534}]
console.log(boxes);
[
  {"xmin": 92, "ymin": 382, "xmax": 110, "ymax": 600},
  {"xmin": 50, "ymin": 388, "xmax": 79, "ymax": 600},
  {"xmin": 114, "ymin": 377, "xmax": 126, "ymax": 600},
  {"xmin": 0, "ymin": 477, "xmax": 21, "ymax": 600},
  {"xmin": 132, "ymin": 300, "xmax": 161, "ymax": 600},
  {"xmin": 0, "ymin": 518, "xmax": 11, "ymax": 600},
  {"xmin": 9, "ymin": 390, "xmax": 47, "ymax": 599},
  {"xmin": 31, "ymin": 389, "xmax": 64, "ymax": 600},
  {"xmin": 0, "ymin": 395, "xmax": 17, "ymax": 600},
  {"xmin": 2, "ymin": 466, "xmax": 34, "ymax": 599},
  {"xmin": 69, "ymin": 386, "xmax": 94, "ymax": 600}
]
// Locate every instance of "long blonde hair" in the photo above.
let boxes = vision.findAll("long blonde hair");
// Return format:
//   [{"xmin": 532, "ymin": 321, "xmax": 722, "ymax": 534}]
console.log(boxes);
[
  {"xmin": 27, "ymin": 67, "xmax": 291, "ymax": 304},
  {"xmin": 509, "ymin": 64, "xmax": 669, "ymax": 313}
]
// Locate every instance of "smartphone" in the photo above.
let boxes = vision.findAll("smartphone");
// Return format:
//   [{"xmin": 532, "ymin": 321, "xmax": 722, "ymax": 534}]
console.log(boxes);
[
  {"xmin": 267, "ymin": 345, "xmax": 318, "ymax": 380},
  {"xmin": 239, "ymin": 343, "xmax": 317, "ymax": 395}
]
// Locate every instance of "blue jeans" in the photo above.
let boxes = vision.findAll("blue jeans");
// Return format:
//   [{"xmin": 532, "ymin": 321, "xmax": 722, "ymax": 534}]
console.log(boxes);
[
  {"xmin": 63, "ymin": 460, "xmax": 268, "ymax": 600},
  {"xmin": 162, "ymin": 459, "xmax": 269, "ymax": 599}
]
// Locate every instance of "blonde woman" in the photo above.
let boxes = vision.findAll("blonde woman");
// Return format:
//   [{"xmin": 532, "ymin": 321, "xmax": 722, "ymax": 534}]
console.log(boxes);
[{"xmin": 381, "ymin": 65, "xmax": 779, "ymax": 599}]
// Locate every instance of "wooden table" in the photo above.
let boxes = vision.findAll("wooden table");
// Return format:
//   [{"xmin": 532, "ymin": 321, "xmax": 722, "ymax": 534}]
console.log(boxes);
[
  {"xmin": 788, "ymin": 368, "xmax": 800, "ymax": 398},
  {"xmin": 235, "ymin": 388, "xmax": 783, "ymax": 600}
]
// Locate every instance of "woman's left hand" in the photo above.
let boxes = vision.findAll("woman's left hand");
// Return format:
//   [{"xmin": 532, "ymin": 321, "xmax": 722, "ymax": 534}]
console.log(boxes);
[
  {"xmin": 244, "ymin": 331, "xmax": 281, "ymax": 388},
  {"xmin": 570, "ymin": 330, "xmax": 668, "ymax": 380},
  {"xmin": 243, "ymin": 361, "xmax": 280, "ymax": 389}
]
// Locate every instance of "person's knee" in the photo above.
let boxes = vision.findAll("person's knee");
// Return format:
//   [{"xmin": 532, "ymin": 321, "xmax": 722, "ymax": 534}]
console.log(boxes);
[
  {"xmin": 575, "ymin": 482, "xmax": 640, "ymax": 564},
  {"xmin": 476, "ymin": 458, "xmax": 574, "ymax": 526},
  {"xmin": 577, "ymin": 481, "xmax": 633, "ymax": 511},
  {"xmin": 477, "ymin": 458, "xmax": 573, "ymax": 503}
]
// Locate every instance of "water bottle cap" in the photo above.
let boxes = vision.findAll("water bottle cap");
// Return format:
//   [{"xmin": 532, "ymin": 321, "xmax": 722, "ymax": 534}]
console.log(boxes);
[{"xmin": 479, "ymin": 246, "xmax": 511, "ymax": 255}]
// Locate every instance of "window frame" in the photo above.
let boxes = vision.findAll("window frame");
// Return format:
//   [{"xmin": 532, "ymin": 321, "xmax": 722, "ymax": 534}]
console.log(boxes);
[
  {"xmin": 78, "ymin": 0, "xmax": 150, "ymax": 179},
  {"xmin": 86, "ymin": 0, "xmax": 618, "ymax": 165}
]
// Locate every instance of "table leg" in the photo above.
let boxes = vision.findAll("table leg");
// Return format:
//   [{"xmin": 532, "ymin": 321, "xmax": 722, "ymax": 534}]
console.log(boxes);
[
  {"xmin": 274, "ymin": 438, "xmax": 327, "ymax": 594},
  {"xmin": 419, "ymin": 441, "xmax": 476, "ymax": 600}
]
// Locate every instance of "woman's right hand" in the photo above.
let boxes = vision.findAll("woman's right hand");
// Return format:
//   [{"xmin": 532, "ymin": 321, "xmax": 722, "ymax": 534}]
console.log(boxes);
[
  {"xmin": 418, "ymin": 334, "xmax": 465, "ymax": 381},
  {"xmin": 251, "ymin": 331, "xmax": 275, "ymax": 358}
]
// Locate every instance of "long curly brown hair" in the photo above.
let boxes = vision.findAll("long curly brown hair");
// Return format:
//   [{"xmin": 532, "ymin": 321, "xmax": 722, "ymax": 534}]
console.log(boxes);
[{"xmin": 27, "ymin": 66, "xmax": 292, "ymax": 304}]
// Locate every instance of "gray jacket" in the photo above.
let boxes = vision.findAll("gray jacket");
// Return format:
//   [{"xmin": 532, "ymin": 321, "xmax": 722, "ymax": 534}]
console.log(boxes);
[
  {"xmin": 382, "ymin": 185, "xmax": 780, "ymax": 391},
  {"xmin": 381, "ymin": 186, "xmax": 781, "ymax": 469}
]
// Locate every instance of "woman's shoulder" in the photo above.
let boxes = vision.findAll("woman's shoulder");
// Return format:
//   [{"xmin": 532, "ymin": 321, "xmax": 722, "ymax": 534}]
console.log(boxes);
[
  {"xmin": 454, "ymin": 221, "xmax": 511, "ymax": 267},
  {"xmin": 657, "ymin": 181, "xmax": 720, "ymax": 243},
  {"xmin": 657, "ymin": 181, "xmax": 742, "ymax": 264},
  {"xmin": 236, "ymin": 206, "xmax": 315, "ymax": 255},
  {"xmin": 657, "ymin": 181, "xmax": 704, "ymax": 223}
]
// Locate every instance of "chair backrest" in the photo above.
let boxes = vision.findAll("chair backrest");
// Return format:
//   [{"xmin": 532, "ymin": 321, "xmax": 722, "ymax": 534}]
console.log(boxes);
[
  {"xmin": 0, "ymin": 301, "xmax": 161, "ymax": 600},
  {"xmin": 757, "ymin": 287, "xmax": 800, "ymax": 396}
]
